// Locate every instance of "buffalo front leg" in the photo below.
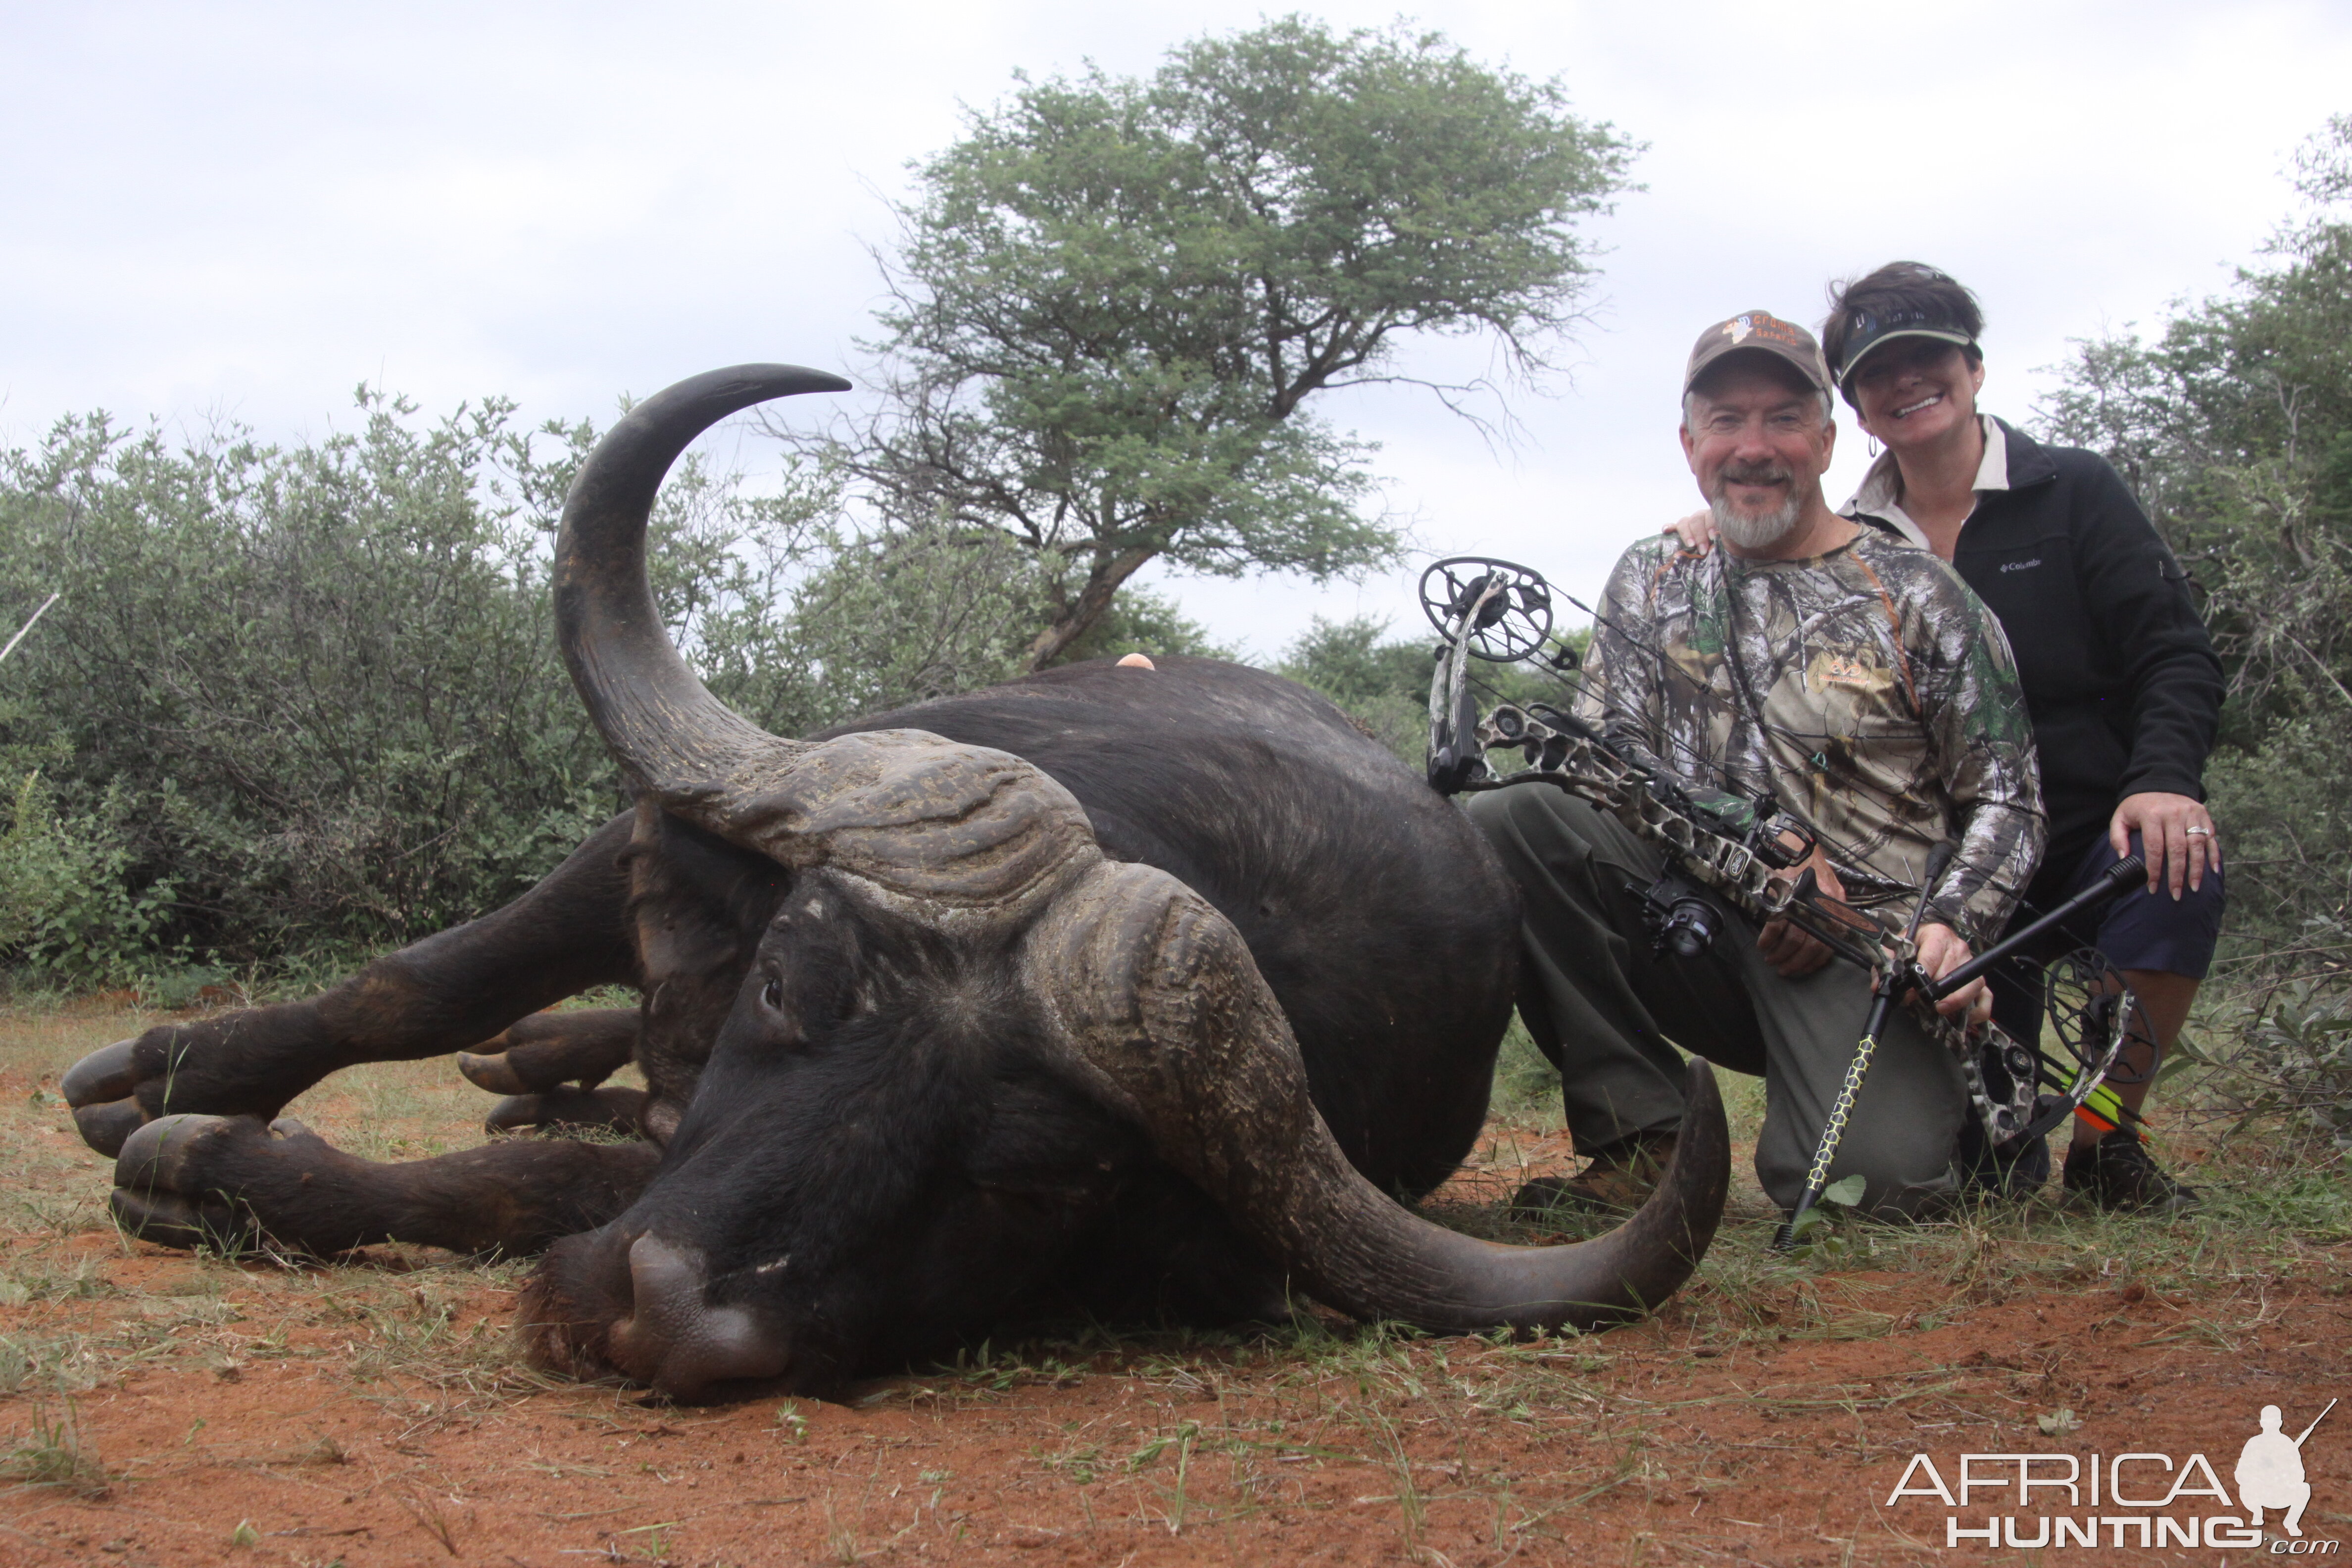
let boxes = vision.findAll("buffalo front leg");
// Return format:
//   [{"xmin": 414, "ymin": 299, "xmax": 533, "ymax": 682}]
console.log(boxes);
[
  {"xmin": 64, "ymin": 815, "xmax": 641, "ymax": 1158},
  {"xmin": 110, "ymin": 1117, "xmax": 661, "ymax": 1257}
]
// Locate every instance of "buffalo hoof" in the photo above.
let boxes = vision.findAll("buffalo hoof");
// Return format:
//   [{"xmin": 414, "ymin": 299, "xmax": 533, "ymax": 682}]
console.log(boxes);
[
  {"xmin": 457, "ymin": 1051, "xmax": 532, "ymax": 1096},
  {"xmin": 64, "ymin": 1034, "xmax": 271, "ymax": 1159},
  {"xmin": 62, "ymin": 1038, "xmax": 140, "ymax": 1106},
  {"xmin": 74, "ymin": 1099, "xmax": 149, "ymax": 1160},
  {"xmin": 116, "ymin": 1112, "xmax": 239, "ymax": 1192},
  {"xmin": 110, "ymin": 1114, "xmax": 337, "ymax": 1254},
  {"xmin": 112, "ymin": 1114, "xmax": 261, "ymax": 1250},
  {"xmin": 485, "ymin": 1085, "xmax": 649, "ymax": 1137},
  {"xmin": 457, "ymin": 1010, "xmax": 638, "ymax": 1098},
  {"xmin": 62, "ymin": 1039, "xmax": 147, "ymax": 1157},
  {"xmin": 109, "ymin": 1185, "xmax": 257, "ymax": 1252}
]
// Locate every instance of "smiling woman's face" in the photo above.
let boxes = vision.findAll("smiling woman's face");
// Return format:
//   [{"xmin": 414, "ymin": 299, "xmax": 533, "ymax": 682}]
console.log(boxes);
[{"xmin": 1849, "ymin": 339, "xmax": 1986, "ymax": 452}]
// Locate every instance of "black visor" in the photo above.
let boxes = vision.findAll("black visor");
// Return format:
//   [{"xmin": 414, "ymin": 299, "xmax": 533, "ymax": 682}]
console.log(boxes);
[{"xmin": 1834, "ymin": 305, "xmax": 1977, "ymax": 391}]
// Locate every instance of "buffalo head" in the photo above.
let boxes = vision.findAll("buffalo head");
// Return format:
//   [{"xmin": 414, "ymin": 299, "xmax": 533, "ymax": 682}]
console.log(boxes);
[{"xmin": 520, "ymin": 365, "xmax": 1730, "ymax": 1400}]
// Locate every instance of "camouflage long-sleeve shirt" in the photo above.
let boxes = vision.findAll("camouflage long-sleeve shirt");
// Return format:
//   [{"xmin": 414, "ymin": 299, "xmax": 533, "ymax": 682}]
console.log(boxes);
[{"xmin": 1576, "ymin": 531, "xmax": 2045, "ymax": 946}]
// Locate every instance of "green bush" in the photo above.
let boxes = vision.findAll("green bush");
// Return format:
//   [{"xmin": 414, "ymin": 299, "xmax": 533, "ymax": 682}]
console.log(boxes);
[
  {"xmin": 0, "ymin": 390, "xmax": 1220, "ymax": 984},
  {"xmin": 0, "ymin": 396, "xmax": 630, "ymax": 973},
  {"xmin": 2193, "ymin": 976, "xmax": 2352, "ymax": 1151},
  {"xmin": 2039, "ymin": 115, "xmax": 2352, "ymax": 963},
  {"xmin": 0, "ymin": 773, "xmax": 175, "ymax": 983},
  {"xmin": 1276, "ymin": 612, "xmax": 1589, "ymax": 769},
  {"xmin": 2203, "ymin": 718, "xmax": 2352, "ymax": 957}
]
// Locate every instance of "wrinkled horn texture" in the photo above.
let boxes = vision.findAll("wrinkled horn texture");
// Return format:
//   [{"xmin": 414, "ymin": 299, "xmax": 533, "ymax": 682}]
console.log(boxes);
[{"xmin": 1026, "ymin": 860, "xmax": 1729, "ymax": 1333}]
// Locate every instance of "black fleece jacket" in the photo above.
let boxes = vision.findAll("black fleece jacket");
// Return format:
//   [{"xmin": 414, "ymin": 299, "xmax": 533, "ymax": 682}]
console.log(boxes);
[{"xmin": 1851, "ymin": 418, "xmax": 2224, "ymax": 871}]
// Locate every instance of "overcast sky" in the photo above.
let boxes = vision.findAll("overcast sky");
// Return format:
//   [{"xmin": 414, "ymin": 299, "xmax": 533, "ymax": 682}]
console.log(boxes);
[{"xmin": 5, "ymin": 1, "xmax": 2349, "ymax": 659}]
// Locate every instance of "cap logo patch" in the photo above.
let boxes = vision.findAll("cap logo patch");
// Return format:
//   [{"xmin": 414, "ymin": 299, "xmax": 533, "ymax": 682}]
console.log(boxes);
[
  {"xmin": 1726, "ymin": 312, "xmax": 1807, "ymax": 350},
  {"xmin": 1687, "ymin": 308, "xmax": 1831, "ymax": 396}
]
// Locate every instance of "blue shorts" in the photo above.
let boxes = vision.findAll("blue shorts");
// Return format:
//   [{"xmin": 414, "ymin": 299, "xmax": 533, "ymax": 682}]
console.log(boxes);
[
  {"xmin": 1986, "ymin": 830, "xmax": 2223, "ymax": 1047},
  {"xmin": 2029, "ymin": 829, "xmax": 2226, "ymax": 980}
]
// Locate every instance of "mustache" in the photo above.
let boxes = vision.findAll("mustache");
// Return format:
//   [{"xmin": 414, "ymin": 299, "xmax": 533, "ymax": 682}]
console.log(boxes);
[{"xmin": 1715, "ymin": 461, "xmax": 1794, "ymax": 489}]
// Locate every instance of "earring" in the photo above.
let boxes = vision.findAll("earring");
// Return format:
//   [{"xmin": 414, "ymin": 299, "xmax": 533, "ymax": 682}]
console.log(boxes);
[{"xmin": 1867, "ymin": 435, "xmax": 1880, "ymax": 457}]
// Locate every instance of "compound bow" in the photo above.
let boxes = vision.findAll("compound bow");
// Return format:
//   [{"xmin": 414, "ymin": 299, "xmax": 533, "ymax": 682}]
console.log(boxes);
[{"xmin": 1419, "ymin": 556, "xmax": 2150, "ymax": 1238}]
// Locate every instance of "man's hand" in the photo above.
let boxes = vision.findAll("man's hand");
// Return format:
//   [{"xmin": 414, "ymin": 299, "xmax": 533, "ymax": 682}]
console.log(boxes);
[
  {"xmin": 2110, "ymin": 791, "xmax": 2219, "ymax": 900},
  {"xmin": 1913, "ymin": 923, "xmax": 1992, "ymax": 1024},
  {"xmin": 1663, "ymin": 511, "xmax": 1718, "ymax": 555},
  {"xmin": 1758, "ymin": 850, "xmax": 1846, "ymax": 978}
]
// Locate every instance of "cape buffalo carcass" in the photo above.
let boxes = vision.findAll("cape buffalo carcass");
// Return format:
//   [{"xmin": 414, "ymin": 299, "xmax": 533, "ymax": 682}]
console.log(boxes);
[{"xmin": 61, "ymin": 365, "xmax": 1729, "ymax": 1402}]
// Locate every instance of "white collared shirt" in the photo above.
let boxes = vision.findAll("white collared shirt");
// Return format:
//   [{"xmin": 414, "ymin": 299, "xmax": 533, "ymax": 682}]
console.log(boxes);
[{"xmin": 1838, "ymin": 414, "xmax": 2009, "ymax": 548}]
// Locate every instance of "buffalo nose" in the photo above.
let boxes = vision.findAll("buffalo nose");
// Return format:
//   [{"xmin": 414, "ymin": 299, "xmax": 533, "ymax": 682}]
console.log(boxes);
[{"xmin": 605, "ymin": 1233, "xmax": 789, "ymax": 1400}]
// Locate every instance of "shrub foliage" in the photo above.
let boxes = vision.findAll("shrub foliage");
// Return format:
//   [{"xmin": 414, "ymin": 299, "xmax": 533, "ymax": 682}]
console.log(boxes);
[
  {"xmin": 2038, "ymin": 114, "xmax": 2352, "ymax": 962},
  {"xmin": 0, "ymin": 392, "xmax": 1213, "ymax": 980}
]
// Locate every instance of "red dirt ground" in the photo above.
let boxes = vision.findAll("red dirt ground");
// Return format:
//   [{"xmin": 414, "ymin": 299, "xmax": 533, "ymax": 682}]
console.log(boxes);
[{"xmin": 1, "ymin": 1062, "xmax": 2346, "ymax": 1564}]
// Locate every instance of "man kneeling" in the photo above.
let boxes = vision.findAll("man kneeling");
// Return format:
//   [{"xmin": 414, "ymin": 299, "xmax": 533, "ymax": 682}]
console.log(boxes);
[{"xmin": 1471, "ymin": 311, "xmax": 2046, "ymax": 1220}]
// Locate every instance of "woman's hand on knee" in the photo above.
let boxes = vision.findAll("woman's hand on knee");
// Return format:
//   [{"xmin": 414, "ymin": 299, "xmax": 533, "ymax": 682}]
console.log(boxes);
[{"xmin": 2109, "ymin": 791, "xmax": 2219, "ymax": 899}]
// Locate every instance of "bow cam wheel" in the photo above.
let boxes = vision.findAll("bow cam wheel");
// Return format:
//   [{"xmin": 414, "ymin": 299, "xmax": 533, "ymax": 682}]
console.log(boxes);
[{"xmin": 1419, "ymin": 557, "xmax": 1554, "ymax": 663}]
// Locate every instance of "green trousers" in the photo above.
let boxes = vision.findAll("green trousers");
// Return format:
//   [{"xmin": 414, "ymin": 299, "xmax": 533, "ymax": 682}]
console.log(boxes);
[{"xmin": 1467, "ymin": 786, "xmax": 1964, "ymax": 1219}]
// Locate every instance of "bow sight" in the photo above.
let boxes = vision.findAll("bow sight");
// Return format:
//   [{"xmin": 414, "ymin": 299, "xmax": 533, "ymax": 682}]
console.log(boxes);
[{"xmin": 1419, "ymin": 556, "xmax": 2152, "ymax": 1242}]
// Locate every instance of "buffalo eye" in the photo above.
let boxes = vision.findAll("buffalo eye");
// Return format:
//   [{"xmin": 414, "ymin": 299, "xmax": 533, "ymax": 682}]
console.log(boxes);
[{"xmin": 761, "ymin": 976, "xmax": 785, "ymax": 1015}]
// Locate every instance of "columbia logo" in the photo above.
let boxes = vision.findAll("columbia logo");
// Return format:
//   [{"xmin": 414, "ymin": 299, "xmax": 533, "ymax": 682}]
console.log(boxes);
[{"xmin": 2000, "ymin": 558, "xmax": 2043, "ymax": 573}]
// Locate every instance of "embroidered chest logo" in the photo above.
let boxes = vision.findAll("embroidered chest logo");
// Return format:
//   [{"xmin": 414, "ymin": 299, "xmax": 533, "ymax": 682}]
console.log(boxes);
[
  {"xmin": 1999, "ymin": 557, "xmax": 2043, "ymax": 574},
  {"xmin": 1807, "ymin": 649, "xmax": 1891, "ymax": 696}
]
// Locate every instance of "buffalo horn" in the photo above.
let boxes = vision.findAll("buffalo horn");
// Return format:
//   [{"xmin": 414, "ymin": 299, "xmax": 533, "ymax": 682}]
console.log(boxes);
[
  {"xmin": 554, "ymin": 365, "xmax": 847, "ymax": 813},
  {"xmin": 556, "ymin": 365, "xmax": 1101, "ymax": 908},
  {"xmin": 1027, "ymin": 860, "xmax": 1730, "ymax": 1334}
]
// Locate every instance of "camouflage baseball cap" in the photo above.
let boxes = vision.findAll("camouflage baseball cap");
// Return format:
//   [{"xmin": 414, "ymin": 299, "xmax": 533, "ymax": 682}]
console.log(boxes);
[{"xmin": 1683, "ymin": 310, "xmax": 1833, "ymax": 397}]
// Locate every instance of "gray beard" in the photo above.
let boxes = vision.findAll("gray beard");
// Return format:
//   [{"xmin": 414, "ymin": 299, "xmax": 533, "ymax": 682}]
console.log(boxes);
[{"xmin": 1710, "ymin": 487, "xmax": 1803, "ymax": 550}]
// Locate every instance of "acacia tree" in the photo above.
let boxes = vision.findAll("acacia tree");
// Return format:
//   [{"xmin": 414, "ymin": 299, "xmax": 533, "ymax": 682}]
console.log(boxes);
[{"xmin": 801, "ymin": 15, "xmax": 1637, "ymax": 668}]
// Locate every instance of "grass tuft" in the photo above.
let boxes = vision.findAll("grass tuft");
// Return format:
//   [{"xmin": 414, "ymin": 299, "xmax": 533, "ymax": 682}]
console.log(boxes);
[{"xmin": 1, "ymin": 1399, "xmax": 109, "ymax": 1497}]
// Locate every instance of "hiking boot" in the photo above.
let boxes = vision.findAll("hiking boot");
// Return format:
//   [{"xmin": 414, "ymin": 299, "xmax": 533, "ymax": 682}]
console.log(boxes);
[
  {"xmin": 2062, "ymin": 1131, "xmax": 2200, "ymax": 1214},
  {"xmin": 1511, "ymin": 1132, "xmax": 1677, "ymax": 1218}
]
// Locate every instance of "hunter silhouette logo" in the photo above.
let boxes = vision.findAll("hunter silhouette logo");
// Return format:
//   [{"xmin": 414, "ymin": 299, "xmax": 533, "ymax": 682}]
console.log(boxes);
[
  {"xmin": 2239, "ymin": 1399, "xmax": 2333, "ymax": 1538},
  {"xmin": 1885, "ymin": 1393, "xmax": 2340, "ymax": 1550}
]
